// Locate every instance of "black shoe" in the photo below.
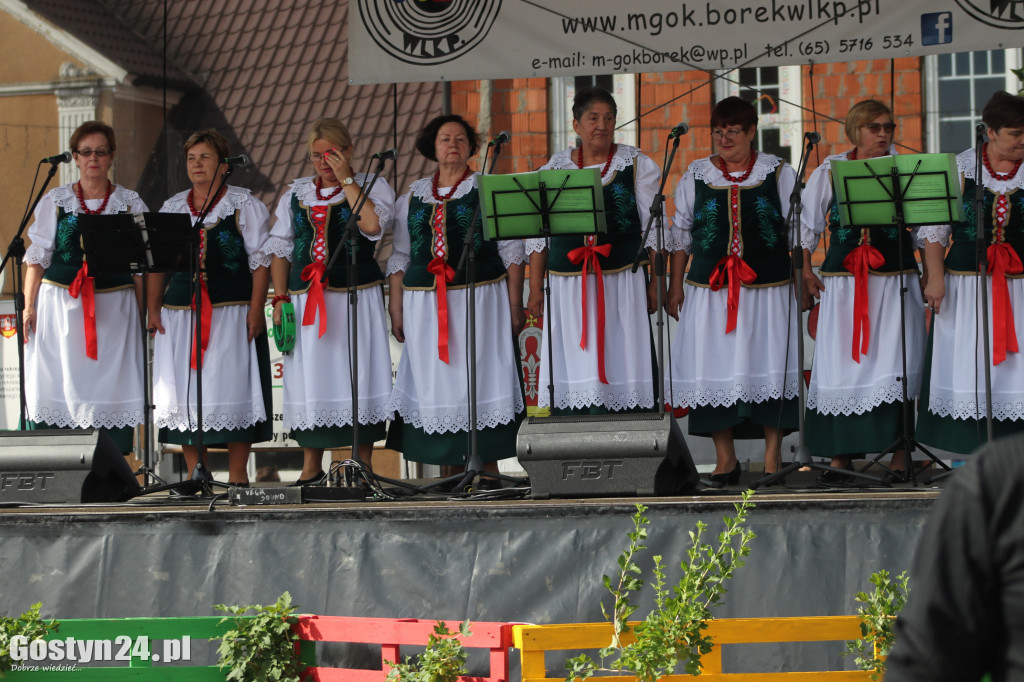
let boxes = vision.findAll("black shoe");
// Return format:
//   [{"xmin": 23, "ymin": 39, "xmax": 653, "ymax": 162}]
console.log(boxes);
[
  {"xmin": 816, "ymin": 464, "xmax": 855, "ymax": 487},
  {"xmin": 290, "ymin": 471, "xmax": 326, "ymax": 487},
  {"xmin": 708, "ymin": 462, "xmax": 742, "ymax": 488}
]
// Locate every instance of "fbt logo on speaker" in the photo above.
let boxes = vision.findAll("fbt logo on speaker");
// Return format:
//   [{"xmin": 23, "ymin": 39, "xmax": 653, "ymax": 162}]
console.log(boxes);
[{"xmin": 8, "ymin": 634, "xmax": 191, "ymax": 668}]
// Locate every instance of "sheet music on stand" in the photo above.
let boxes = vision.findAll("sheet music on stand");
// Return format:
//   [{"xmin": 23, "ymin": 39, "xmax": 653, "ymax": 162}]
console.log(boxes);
[
  {"xmin": 79, "ymin": 212, "xmax": 191, "ymax": 275},
  {"xmin": 478, "ymin": 168, "xmax": 606, "ymax": 240},
  {"xmin": 831, "ymin": 153, "xmax": 964, "ymax": 228}
]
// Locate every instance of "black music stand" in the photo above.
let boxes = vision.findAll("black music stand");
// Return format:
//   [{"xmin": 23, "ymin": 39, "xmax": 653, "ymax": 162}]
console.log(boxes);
[
  {"xmin": 79, "ymin": 212, "xmax": 191, "ymax": 488},
  {"xmin": 480, "ymin": 167, "xmax": 605, "ymax": 415},
  {"xmin": 832, "ymin": 154, "xmax": 962, "ymax": 485}
]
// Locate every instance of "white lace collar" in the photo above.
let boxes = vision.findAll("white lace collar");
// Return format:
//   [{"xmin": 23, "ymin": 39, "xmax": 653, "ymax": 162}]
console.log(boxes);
[
  {"xmin": 542, "ymin": 144, "xmax": 641, "ymax": 175},
  {"xmin": 162, "ymin": 185, "xmax": 252, "ymax": 220},
  {"xmin": 690, "ymin": 152, "xmax": 783, "ymax": 186},
  {"xmin": 957, "ymin": 148, "xmax": 1024, "ymax": 193},
  {"xmin": 408, "ymin": 172, "xmax": 478, "ymax": 204},
  {"xmin": 52, "ymin": 182, "xmax": 140, "ymax": 214},
  {"xmin": 289, "ymin": 174, "xmax": 370, "ymax": 204}
]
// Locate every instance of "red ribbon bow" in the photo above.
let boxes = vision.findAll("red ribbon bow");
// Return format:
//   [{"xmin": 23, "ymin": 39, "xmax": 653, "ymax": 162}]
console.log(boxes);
[
  {"xmin": 708, "ymin": 255, "xmax": 757, "ymax": 334},
  {"xmin": 300, "ymin": 263, "xmax": 328, "ymax": 338},
  {"xmin": 68, "ymin": 262, "xmax": 97, "ymax": 360},
  {"xmin": 988, "ymin": 243, "xmax": 1023, "ymax": 365},
  {"xmin": 842, "ymin": 244, "xmax": 885, "ymax": 363},
  {"xmin": 189, "ymin": 278, "xmax": 213, "ymax": 370},
  {"xmin": 568, "ymin": 243, "xmax": 612, "ymax": 384},
  {"xmin": 427, "ymin": 257, "xmax": 456, "ymax": 363}
]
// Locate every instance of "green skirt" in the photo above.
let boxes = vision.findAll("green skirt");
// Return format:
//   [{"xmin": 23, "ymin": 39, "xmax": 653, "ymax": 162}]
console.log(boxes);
[
  {"xmin": 805, "ymin": 401, "xmax": 909, "ymax": 459},
  {"xmin": 28, "ymin": 421, "xmax": 135, "ymax": 456},
  {"xmin": 291, "ymin": 421, "xmax": 388, "ymax": 449},
  {"xmin": 385, "ymin": 413, "xmax": 522, "ymax": 466},
  {"xmin": 688, "ymin": 398, "xmax": 798, "ymax": 439},
  {"xmin": 917, "ymin": 327, "xmax": 1024, "ymax": 454},
  {"xmin": 160, "ymin": 332, "xmax": 274, "ymax": 447}
]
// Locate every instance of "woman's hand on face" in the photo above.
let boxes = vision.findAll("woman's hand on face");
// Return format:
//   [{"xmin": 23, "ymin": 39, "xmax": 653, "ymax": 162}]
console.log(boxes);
[{"xmin": 325, "ymin": 148, "xmax": 353, "ymax": 180}]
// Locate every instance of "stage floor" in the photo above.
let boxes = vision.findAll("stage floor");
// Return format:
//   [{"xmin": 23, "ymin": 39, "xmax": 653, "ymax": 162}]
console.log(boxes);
[{"xmin": 0, "ymin": 464, "xmax": 944, "ymax": 675}]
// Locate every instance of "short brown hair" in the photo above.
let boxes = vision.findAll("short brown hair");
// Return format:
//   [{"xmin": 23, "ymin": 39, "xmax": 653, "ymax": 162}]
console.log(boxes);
[
  {"xmin": 415, "ymin": 114, "xmax": 479, "ymax": 161},
  {"xmin": 982, "ymin": 90, "xmax": 1024, "ymax": 132},
  {"xmin": 710, "ymin": 96, "xmax": 757, "ymax": 132},
  {"xmin": 182, "ymin": 129, "xmax": 230, "ymax": 162},
  {"xmin": 70, "ymin": 121, "xmax": 115, "ymax": 154},
  {"xmin": 307, "ymin": 118, "xmax": 352, "ymax": 153},
  {"xmin": 844, "ymin": 100, "xmax": 893, "ymax": 147}
]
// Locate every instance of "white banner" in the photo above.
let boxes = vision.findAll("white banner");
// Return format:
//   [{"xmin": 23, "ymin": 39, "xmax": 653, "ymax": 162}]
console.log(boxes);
[{"xmin": 350, "ymin": 0, "xmax": 1024, "ymax": 85}]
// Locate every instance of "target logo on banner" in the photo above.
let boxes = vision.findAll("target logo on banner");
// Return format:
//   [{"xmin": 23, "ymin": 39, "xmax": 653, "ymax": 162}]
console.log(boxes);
[
  {"xmin": 356, "ymin": 0, "xmax": 503, "ymax": 66},
  {"xmin": 954, "ymin": 0, "xmax": 1024, "ymax": 28}
]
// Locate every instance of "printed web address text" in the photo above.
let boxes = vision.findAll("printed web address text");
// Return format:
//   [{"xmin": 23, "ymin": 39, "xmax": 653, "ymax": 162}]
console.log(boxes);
[{"xmin": 560, "ymin": 0, "xmax": 882, "ymax": 36}]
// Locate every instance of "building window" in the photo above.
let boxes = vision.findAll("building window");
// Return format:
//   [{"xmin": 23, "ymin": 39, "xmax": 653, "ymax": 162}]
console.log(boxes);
[
  {"xmin": 715, "ymin": 66, "xmax": 803, "ymax": 167},
  {"xmin": 925, "ymin": 49, "xmax": 1023, "ymax": 153}
]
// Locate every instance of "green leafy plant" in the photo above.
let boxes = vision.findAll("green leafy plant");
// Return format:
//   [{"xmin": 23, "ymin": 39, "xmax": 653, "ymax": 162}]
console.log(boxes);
[
  {"xmin": 214, "ymin": 591, "xmax": 304, "ymax": 682},
  {"xmin": 1012, "ymin": 67, "xmax": 1023, "ymax": 96},
  {"xmin": 844, "ymin": 569, "xmax": 910, "ymax": 681},
  {"xmin": 385, "ymin": 620, "xmax": 471, "ymax": 682},
  {"xmin": 566, "ymin": 490, "xmax": 757, "ymax": 681},
  {"xmin": 0, "ymin": 603, "xmax": 60, "ymax": 677}
]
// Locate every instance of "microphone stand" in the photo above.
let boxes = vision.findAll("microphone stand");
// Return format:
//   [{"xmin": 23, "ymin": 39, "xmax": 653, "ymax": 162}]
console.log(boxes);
[
  {"xmin": 421, "ymin": 140, "xmax": 524, "ymax": 493},
  {"xmin": 182, "ymin": 165, "xmax": 235, "ymax": 495},
  {"xmin": 320, "ymin": 154, "xmax": 392, "ymax": 483},
  {"xmin": 755, "ymin": 135, "xmax": 885, "ymax": 488},
  {"xmin": 1, "ymin": 161, "xmax": 63, "ymax": 430},
  {"xmin": 631, "ymin": 130, "xmax": 684, "ymax": 417},
  {"xmin": 974, "ymin": 126, "xmax": 995, "ymax": 443}
]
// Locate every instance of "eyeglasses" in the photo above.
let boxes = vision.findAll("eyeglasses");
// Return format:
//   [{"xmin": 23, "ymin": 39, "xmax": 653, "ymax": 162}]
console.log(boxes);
[
  {"xmin": 862, "ymin": 123, "xmax": 897, "ymax": 134},
  {"xmin": 711, "ymin": 128, "xmax": 747, "ymax": 141},
  {"xmin": 308, "ymin": 148, "xmax": 349, "ymax": 163},
  {"xmin": 74, "ymin": 149, "xmax": 111, "ymax": 158}
]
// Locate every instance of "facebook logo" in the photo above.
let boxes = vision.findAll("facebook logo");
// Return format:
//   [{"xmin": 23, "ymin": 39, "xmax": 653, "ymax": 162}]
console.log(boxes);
[{"xmin": 921, "ymin": 12, "xmax": 953, "ymax": 45}]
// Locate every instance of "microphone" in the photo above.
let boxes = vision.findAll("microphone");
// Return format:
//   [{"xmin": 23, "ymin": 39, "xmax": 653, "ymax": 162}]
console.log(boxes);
[
  {"xmin": 41, "ymin": 151, "xmax": 72, "ymax": 164},
  {"xmin": 224, "ymin": 155, "xmax": 250, "ymax": 167},
  {"xmin": 804, "ymin": 131, "xmax": 821, "ymax": 144},
  {"xmin": 668, "ymin": 122, "xmax": 689, "ymax": 139},
  {"xmin": 488, "ymin": 131, "xmax": 511, "ymax": 146},
  {"xmin": 976, "ymin": 122, "xmax": 988, "ymax": 135},
  {"xmin": 372, "ymin": 147, "xmax": 398, "ymax": 161}
]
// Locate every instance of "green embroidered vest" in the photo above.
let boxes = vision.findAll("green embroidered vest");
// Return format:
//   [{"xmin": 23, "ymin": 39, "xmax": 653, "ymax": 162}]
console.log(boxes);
[
  {"xmin": 819, "ymin": 184, "xmax": 919, "ymax": 275},
  {"xmin": 548, "ymin": 164, "xmax": 646, "ymax": 274},
  {"xmin": 946, "ymin": 178, "xmax": 1024, "ymax": 273},
  {"xmin": 42, "ymin": 207, "xmax": 134, "ymax": 291},
  {"xmin": 286, "ymin": 194, "xmax": 383, "ymax": 293},
  {"xmin": 686, "ymin": 168, "xmax": 791, "ymax": 286},
  {"xmin": 402, "ymin": 188, "xmax": 506, "ymax": 290},
  {"xmin": 164, "ymin": 212, "xmax": 252, "ymax": 307}
]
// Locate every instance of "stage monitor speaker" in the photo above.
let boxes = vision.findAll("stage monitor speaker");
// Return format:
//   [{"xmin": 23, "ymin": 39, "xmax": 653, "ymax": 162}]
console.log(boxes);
[
  {"xmin": 516, "ymin": 412, "xmax": 699, "ymax": 499},
  {"xmin": 0, "ymin": 429, "xmax": 141, "ymax": 504}
]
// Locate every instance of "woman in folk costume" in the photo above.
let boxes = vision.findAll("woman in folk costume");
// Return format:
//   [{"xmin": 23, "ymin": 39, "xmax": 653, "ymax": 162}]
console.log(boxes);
[
  {"xmin": 386, "ymin": 114, "xmax": 526, "ymax": 470},
  {"xmin": 148, "ymin": 129, "xmax": 272, "ymax": 487},
  {"xmin": 801, "ymin": 99, "xmax": 945, "ymax": 482},
  {"xmin": 666, "ymin": 96, "xmax": 799, "ymax": 486},
  {"xmin": 266, "ymin": 118, "xmax": 395, "ymax": 484},
  {"xmin": 24, "ymin": 120, "xmax": 147, "ymax": 454},
  {"xmin": 526, "ymin": 86, "xmax": 664, "ymax": 415},
  {"xmin": 918, "ymin": 90, "xmax": 1024, "ymax": 453}
]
